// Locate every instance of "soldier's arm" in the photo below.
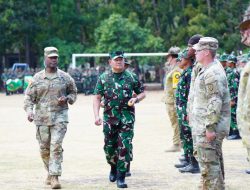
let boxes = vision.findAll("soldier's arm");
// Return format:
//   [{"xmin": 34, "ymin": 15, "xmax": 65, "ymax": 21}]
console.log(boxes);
[
  {"xmin": 66, "ymin": 75, "xmax": 77, "ymax": 105},
  {"xmin": 24, "ymin": 80, "xmax": 37, "ymax": 115},
  {"xmin": 204, "ymin": 74, "xmax": 223, "ymax": 132},
  {"xmin": 132, "ymin": 73, "xmax": 146, "ymax": 102}
]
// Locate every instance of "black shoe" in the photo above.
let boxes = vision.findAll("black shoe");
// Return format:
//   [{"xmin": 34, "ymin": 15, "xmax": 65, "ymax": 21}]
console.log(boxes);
[
  {"xmin": 117, "ymin": 172, "xmax": 128, "ymax": 188},
  {"xmin": 109, "ymin": 166, "xmax": 117, "ymax": 182},
  {"xmin": 245, "ymin": 169, "xmax": 250, "ymax": 174},
  {"xmin": 174, "ymin": 159, "xmax": 189, "ymax": 168},
  {"xmin": 179, "ymin": 163, "xmax": 200, "ymax": 173},
  {"xmin": 227, "ymin": 134, "xmax": 241, "ymax": 140}
]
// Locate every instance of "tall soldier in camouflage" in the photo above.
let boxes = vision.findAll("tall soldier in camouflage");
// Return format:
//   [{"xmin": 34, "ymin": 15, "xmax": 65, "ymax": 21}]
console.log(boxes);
[
  {"xmin": 24, "ymin": 47, "xmax": 77, "ymax": 189},
  {"xmin": 163, "ymin": 46, "xmax": 182, "ymax": 152},
  {"xmin": 175, "ymin": 49, "xmax": 200, "ymax": 173},
  {"xmin": 191, "ymin": 37, "xmax": 230, "ymax": 190},
  {"xmin": 93, "ymin": 51, "xmax": 145, "ymax": 188},
  {"xmin": 226, "ymin": 55, "xmax": 241, "ymax": 140},
  {"xmin": 237, "ymin": 4, "xmax": 250, "ymax": 174}
]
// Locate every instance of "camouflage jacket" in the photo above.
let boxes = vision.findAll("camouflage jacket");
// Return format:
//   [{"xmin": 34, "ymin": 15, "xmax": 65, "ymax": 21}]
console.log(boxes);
[
  {"xmin": 94, "ymin": 70, "xmax": 144, "ymax": 125},
  {"xmin": 24, "ymin": 69, "xmax": 77, "ymax": 125},
  {"xmin": 176, "ymin": 66, "xmax": 193, "ymax": 121},
  {"xmin": 191, "ymin": 61, "xmax": 230, "ymax": 139},
  {"xmin": 237, "ymin": 61, "xmax": 250, "ymax": 126},
  {"xmin": 164, "ymin": 65, "xmax": 182, "ymax": 104},
  {"xmin": 226, "ymin": 68, "xmax": 240, "ymax": 103}
]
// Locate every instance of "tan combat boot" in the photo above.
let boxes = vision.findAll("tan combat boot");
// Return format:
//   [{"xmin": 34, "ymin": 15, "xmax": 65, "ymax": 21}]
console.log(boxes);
[
  {"xmin": 45, "ymin": 175, "xmax": 51, "ymax": 185},
  {"xmin": 50, "ymin": 175, "xmax": 61, "ymax": 189}
]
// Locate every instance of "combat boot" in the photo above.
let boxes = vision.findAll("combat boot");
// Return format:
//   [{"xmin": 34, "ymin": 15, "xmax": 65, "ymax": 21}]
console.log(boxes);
[
  {"xmin": 50, "ymin": 175, "xmax": 61, "ymax": 189},
  {"xmin": 245, "ymin": 169, "xmax": 250, "ymax": 174},
  {"xmin": 125, "ymin": 163, "xmax": 131, "ymax": 177},
  {"xmin": 174, "ymin": 154, "xmax": 189, "ymax": 168},
  {"xmin": 45, "ymin": 174, "xmax": 51, "ymax": 185},
  {"xmin": 109, "ymin": 165, "xmax": 117, "ymax": 182},
  {"xmin": 179, "ymin": 156, "xmax": 200, "ymax": 174},
  {"xmin": 165, "ymin": 144, "xmax": 181, "ymax": 152},
  {"xmin": 227, "ymin": 130, "xmax": 241, "ymax": 140},
  {"xmin": 117, "ymin": 171, "xmax": 128, "ymax": 188}
]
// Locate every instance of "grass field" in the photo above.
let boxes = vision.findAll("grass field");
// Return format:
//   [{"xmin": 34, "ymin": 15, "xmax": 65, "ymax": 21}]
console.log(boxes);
[{"xmin": 0, "ymin": 91, "xmax": 249, "ymax": 190}]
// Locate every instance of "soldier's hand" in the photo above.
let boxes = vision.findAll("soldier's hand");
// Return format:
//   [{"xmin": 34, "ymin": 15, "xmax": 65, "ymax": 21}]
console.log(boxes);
[
  {"xmin": 27, "ymin": 113, "xmax": 34, "ymax": 122},
  {"xmin": 95, "ymin": 116, "xmax": 102, "ymax": 126},
  {"xmin": 128, "ymin": 97, "xmax": 138, "ymax": 106},
  {"xmin": 230, "ymin": 101, "xmax": 236, "ymax": 107},
  {"xmin": 58, "ymin": 96, "xmax": 68, "ymax": 106},
  {"xmin": 100, "ymin": 101, "xmax": 104, "ymax": 108},
  {"xmin": 206, "ymin": 130, "xmax": 216, "ymax": 142}
]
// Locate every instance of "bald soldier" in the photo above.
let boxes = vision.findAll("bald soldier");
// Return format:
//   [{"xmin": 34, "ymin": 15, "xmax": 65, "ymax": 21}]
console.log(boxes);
[
  {"xmin": 191, "ymin": 37, "xmax": 230, "ymax": 189},
  {"xmin": 237, "ymin": 5, "xmax": 250, "ymax": 174},
  {"xmin": 24, "ymin": 47, "xmax": 77, "ymax": 189}
]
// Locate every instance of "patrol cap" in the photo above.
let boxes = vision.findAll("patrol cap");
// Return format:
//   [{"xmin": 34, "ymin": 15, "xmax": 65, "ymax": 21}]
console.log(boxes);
[
  {"xmin": 109, "ymin": 50, "xmax": 125, "ymax": 60},
  {"xmin": 188, "ymin": 34, "xmax": 203, "ymax": 46},
  {"xmin": 44, "ymin": 47, "xmax": 59, "ymax": 57},
  {"xmin": 219, "ymin": 53, "xmax": 228, "ymax": 62},
  {"xmin": 239, "ymin": 5, "xmax": 250, "ymax": 30},
  {"xmin": 227, "ymin": 54, "xmax": 237, "ymax": 63},
  {"xmin": 193, "ymin": 37, "xmax": 219, "ymax": 51},
  {"xmin": 166, "ymin": 46, "xmax": 180, "ymax": 57},
  {"xmin": 176, "ymin": 49, "xmax": 190, "ymax": 62}
]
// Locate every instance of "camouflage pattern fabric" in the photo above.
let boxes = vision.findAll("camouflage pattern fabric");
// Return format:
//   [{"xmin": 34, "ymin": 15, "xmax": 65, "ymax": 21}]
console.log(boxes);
[
  {"xmin": 175, "ymin": 66, "xmax": 193, "ymax": 157},
  {"xmin": 24, "ymin": 69, "xmax": 77, "ymax": 125},
  {"xmin": 191, "ymin": 61, "xmax": 230, "ymax": 190},
  {"xmin": 237, "ymin": 62, "xmax": 250, "ymax": 157},
  {"xmin": 94, "ymin": 70, "xmax": 144, "ymax": 172},
  {"xmin": 226, "ymin": 67, "xmax": 240, "ymax": 132},
  {"xmin": 36, "ymin": 122, "xmax": 67, "ymax": 176}
]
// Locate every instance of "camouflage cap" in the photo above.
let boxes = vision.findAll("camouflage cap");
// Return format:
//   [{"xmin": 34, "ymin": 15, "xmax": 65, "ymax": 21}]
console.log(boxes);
[
  {"xmin": 44, "ymin": 47, "xmax": 59, "ymax": 57},
  {"xmin": 176, "ymin": 49, "xmax": 189, "ymax": 62},
  {"xmin": 193, "ymin": 37, "xmax": 218, "ymax": 51},
  {"xmin": 166, "ymin": 46, "xmax": 180, "ymax": 57},
  {"xmin": 109, "ymin": 50, "xmax": 125, "ymax": 60},
  {"xmin": 239, "ymin": 5, "xmax": 250, "ymax": 30},
  {"xmin": 227, "ymin": 54, "xmax": 237, "ymax": 63},
  {"xmin": 219, "ymin": 53, "xmax": 228, "ymax": 62}
]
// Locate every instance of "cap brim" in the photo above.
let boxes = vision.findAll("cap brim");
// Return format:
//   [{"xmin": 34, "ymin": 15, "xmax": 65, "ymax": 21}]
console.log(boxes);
[
  {"xmin": 239, "ymin": 20, "xmax": 250, "ymax": 30},
  {"xmin": 47, "ymin": 53, "xmax": 59, "ymax": 57},
  {"xmin": 112, "ymin": 55, "xmax": 124, "ymax": 60}
]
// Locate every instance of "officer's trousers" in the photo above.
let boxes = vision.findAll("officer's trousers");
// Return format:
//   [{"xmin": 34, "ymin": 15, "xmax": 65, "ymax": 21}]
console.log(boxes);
[{"xmin": 36, "ymin": 122, "xmax": 67, "ymax": 176}]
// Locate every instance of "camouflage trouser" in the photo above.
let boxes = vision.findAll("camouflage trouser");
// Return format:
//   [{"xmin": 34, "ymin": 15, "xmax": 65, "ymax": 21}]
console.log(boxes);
[
  {"xmin": 166, "ymin": 103, "xmax": 180, "ymax": 145},
  {"xmin": 238, "ymin": 121, "xmax": 250, "ymax": 164},
  {"xmin": 103, "ymin": 121, "xmax": 134, "ymax": 173},
  {"xmin": 36, "ymin": 122, "xmax": 67, "ymax": 176},
  {"xmin": 194, "ymin": 137, "xmax": 224, "ymax": 190},
  {"xmin": 230, "ymin": 105, "xmax": 238, "ymax": 131},
  {"xmin": 178, "ymin": 119, "xmax": 193, "ymax": 158}
]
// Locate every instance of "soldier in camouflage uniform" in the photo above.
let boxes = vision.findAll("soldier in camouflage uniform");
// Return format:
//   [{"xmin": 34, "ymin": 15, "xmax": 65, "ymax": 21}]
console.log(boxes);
[
  {"xmin": 24, "ymin": 47, "xmax": 77, "ymax": 189},
  {"xmin": 163, "ymin": 46, "xmax": 182, "ymax": 152},
  {"xmin": 237, "ymin": 5, "xmax": 250, "ymax": 174},
  {"xmin": 93, "ymin": 51, "xmax": 145, "ymax": 188},
  {"xmin": 226, "ymin": 55, "xmax": 241, "ymax": 140},
  {"xmin": 175, "ymin": 49, "xmax": 200, "ymax": 173},
  {"xmin": 191, "ymin": 37, "xmax": 231, "ymax": 190}
]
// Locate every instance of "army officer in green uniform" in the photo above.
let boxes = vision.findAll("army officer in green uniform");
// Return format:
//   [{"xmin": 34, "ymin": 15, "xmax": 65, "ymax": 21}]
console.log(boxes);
[{"xmin": 93, "ymin": 51, "xmax": 145, "ymax": 188}]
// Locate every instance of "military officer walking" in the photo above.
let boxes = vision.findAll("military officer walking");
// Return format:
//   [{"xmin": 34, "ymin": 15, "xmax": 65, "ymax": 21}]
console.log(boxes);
[
  {"xmin": 24, "ymin": 47, "xmax": 77, "ymax": 189},
  {"xmin": 237, "ymin": 5, "xmax": 250, "ymax": 174},
  {"xmin": 191, "ymin": 37, "xmax": 231, "ymax": 189},
  {"xmin": 93, "ymin": 51, "xmax": 145, "ymax": 188}
]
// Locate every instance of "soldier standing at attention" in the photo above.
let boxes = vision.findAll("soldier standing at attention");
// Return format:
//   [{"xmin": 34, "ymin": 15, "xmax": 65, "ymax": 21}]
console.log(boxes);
[
  {"xmin": 24, "ymin": 47, "xmax": 77, "ymax": 189},
  {"xmin": 93, "ymin": 51, "xmax": 145, "ymax": 188},
  {"xmin": 237, "ymin": 5, "xmax": 250, "ymax": 174},
  {"xmin": 175, "ymin": 49, "xmax": 200, "ymax": 173},
  {"xmin": 191, "ymin": 37, "xmax": 231, "ymax": 189},
  {"xmin": 226, "ymin": 55, "xmax": 241, "ymax": 140},
  {"xmin": 163, "ymin": 46, "xmax": 182, "ymax": 152}
]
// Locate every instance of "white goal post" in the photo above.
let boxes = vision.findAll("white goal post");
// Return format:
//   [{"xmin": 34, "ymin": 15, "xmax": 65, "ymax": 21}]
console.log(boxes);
[{"xmin": 71, "ymin": 53, "xmax": 168, "ymax": 68}]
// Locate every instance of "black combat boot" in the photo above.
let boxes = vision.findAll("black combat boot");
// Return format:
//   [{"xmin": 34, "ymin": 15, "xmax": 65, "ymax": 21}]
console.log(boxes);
[
  {"xmin": 246, "ymin": 169, "xmax": 250, "ymax": 174},
  {"xmin": 174, "ymin": 154, "xmax": 189, "ymax": 168},
  {"xmin": 179, "ymin": 156, "xmax": 200, "ymax": 174},
  {"xmin": 109, "ymin": 165, "xmax": 117, "ymax": 182},
  {"xmin": 117, "ymin": 171, "xmax": 128, "ymax": 188},
  {"xmin": 227, "ymin": 129, "xmax": 241, "ymax": 140},
  {"xmin": 125, "ymin": 163, "xmax": 131, "ymax": 177}
]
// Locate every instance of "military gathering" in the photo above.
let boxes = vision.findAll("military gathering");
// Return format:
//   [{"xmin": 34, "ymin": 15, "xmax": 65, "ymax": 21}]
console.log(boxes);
[{"xmin": 1, "ymin": 1, "xmax": 250, "ymax": 190}]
